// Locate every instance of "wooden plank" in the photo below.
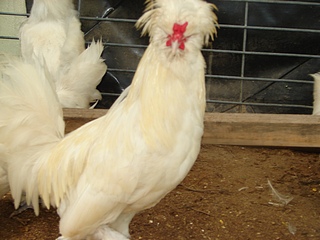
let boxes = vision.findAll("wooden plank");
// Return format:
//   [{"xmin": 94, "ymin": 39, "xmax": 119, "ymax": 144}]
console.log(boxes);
[
  {"xmin": 63, "ymin": 108, "xmax": 107, "ymax": 134},
  {"xmin": 63, "ymin": 109, "xmax": 320, "ymax": 148},
  {"xmin": 203, "ymin": 113, "xmax": 320, "ymax": 148}
]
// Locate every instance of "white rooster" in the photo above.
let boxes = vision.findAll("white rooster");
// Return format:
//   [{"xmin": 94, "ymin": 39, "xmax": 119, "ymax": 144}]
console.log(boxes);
[
  {"xmin": 20, "ymin": 0, "xmax": 107, "ymax": 108},
  {"xmin": 312, "ymin": 73, "xmax": 320, "ymax": 115},
  {"xmin": 1, "ymin": 0, "xmax": 218, "ymax": 239}
]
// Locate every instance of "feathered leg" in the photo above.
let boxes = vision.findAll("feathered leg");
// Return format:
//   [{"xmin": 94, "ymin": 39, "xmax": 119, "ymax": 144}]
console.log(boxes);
[
  {"xmin": 91, "ymin": 225, "xmax": 129, "ymax": 240},
  {"xmin": 109, "ymin": 212, "xmax": 135, "ymax": 238},
  {"xmin": 57, "ymin": 225, "xmax": 129, "ymax": 240}
]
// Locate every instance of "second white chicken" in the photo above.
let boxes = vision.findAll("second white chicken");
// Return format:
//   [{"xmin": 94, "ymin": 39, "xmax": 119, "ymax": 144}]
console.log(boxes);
[{"xmin": 20, "ymin": 0, "xmax": 107, "ymax": 108}]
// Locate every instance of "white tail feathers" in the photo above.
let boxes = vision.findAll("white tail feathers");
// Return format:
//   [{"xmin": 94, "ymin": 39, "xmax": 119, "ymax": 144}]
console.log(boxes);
[
  {"xmin": 312, "ymin": 73, "xmax": 320, "ymax": 115},
  {"xmin": 0, "ymin": 57, "xmax": 65, "ymax": 214},
  {"xmin": 56, "ymin": 40, "xmax": 107, "ymax": 108},
  {"xmin": 0, "ymin": 57, "xmax": 65, "ymax": 142}
]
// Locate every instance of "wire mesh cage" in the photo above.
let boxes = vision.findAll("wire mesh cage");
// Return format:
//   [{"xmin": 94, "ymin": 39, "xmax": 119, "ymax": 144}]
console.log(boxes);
[{"xmin": 1, "ymin": 0, "xmax": 320, "ymax": 113}]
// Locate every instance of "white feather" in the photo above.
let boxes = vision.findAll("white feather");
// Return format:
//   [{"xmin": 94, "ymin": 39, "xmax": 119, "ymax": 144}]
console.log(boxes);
[
  {"xmin": 0, "ymin": 56, "xmax": 64, "ymax": 207},
  {"xmin": 312, "ymin": 73, "xmax": 320, "ymax": 115}
]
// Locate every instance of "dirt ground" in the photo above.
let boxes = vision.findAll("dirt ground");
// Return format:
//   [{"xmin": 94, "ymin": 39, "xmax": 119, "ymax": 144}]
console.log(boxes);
[{"xmin": 1, "ymin": 144, "xmax": 320, "ymax": 240}]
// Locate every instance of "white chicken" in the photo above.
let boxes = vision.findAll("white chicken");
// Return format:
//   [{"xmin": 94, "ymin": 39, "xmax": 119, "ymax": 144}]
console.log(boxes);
[
  {"xmin": 312, "ymin": 73, "xmax": 320, "ymax": 115},
  {"xmin": 1, "ymin": 0, "xmax": 218, "ymax": 239},
  {"xmin": 20, "ymin": 0, "xmax": 107, "ymax": 108}
]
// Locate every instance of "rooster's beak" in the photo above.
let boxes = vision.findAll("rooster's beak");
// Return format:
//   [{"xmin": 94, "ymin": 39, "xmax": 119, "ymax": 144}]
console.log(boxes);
[{"xmin": 170, "ymin": 41, "xmax": 180, "ymax": 56}]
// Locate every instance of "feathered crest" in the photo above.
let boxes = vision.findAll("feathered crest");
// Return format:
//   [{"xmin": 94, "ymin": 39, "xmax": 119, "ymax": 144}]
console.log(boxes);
[
  {"xmin": 135, "ymin": 0, "xmax": 159, "ymax": 36},
  {"xmin": 136, "ymin": 0, "xmax": 218, "ymax": 46}
]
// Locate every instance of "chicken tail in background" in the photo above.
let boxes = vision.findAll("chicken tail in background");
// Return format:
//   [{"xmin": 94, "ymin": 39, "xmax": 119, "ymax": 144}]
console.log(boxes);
[
  {"xmin": 20, "ymin": 0, "xmax": 107, "ymax": 108},
  {"xmin": 312, "ymin": 73, "xmax": 320, "ymax": 115},
  {"xmin": 0, "ymin": 56, "xmax": 64, "ymax": 203},
  {"xmin": 56, "ymin": 40, "xmax": 107, "ymax": 108}
]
